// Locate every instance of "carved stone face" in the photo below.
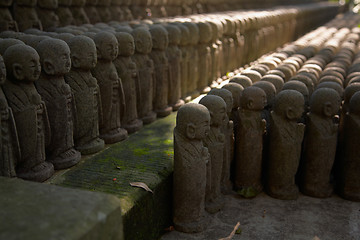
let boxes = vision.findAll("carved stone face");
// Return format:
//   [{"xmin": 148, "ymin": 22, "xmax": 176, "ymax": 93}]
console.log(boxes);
[
  {"xmin": 73, "ymin": 45, "xmax": 97, "ymax": 70},
  {"xmin": 97, "ymin": 35, "xmax": 118, "ymax": 61},
  {"xmin": 122, "ymin": 35, "xmax": 135, "ymax": 56},
  {"xmin": 194, "ymin": 117, "xmax": 210, "ymax": 140},
  {"xmin": 22, "ymin": 49, "xmax": 41, "ymax": 82},
  {"xmin": 252, "ymin": 89, "xmax": 267, "ymax": 111},
  {"xmin": 53, "ymin": 44, "xmax": 71, "ymax": 75},
  {"xmin": 133, "ymin": 29, "xmax": 153, "ymax": 54},
  {"xmin": 0, "ymin": 56, "xmax": 6, "ymax": 85},
  {"xmin": 150, "ymin": 27, "xmax": 168, "ymax": 51}
]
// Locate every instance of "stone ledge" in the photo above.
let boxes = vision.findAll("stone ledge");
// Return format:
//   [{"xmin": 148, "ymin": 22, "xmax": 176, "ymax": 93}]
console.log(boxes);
[{"xmin": 0, "ymin": 177, "xmax": 124, "ymax": 240}]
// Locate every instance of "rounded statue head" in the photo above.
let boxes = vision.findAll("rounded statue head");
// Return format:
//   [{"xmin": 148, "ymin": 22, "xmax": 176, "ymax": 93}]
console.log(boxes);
[
  {"xmin": 0, "ymin": 39, "xmax": 25, "ymax": 55},
  {"xmin": 36, "ymin": 38, "xmax": 71, "ymax": 76},
  {"xmin": 310, "ymin": 88, "xmax": 341, "ymax": 118},
  {"xmin": 252, "ymin": 81, "xmax": 276, "ymax": 108},
  {"xmin": 240, "ymin": 86, "xmax": 266, "ymax": 111},
  {"xmin": 208, "ymin": 88, "xmax": 233, "ymax": 114},
  {"xmin": 149, "ymin": 25, "xmax": 169, "ymax": 51},
  {"xmin": 199, "ymin": 95, "xmax": 227, "ymax": 127},
  {"xmin": 131, "ymin": 27, "xmax": 153, "ymax": 54},
  {"xmin": 176, "ymin": 103, "xmax": 210, "ymax": 140},
  {"xmin": 68, "ymin": 35, "xmax": 97, "ymax": 70},
  {"xmin": 222, "ymin": 82, "xmax": 244, "ymax": 109},
  {"xmin": 3, "ymin": 44, "xmax": 41, "ymax": 83},
  {"xmin": 283, "ymin": 80, "xmax": 309, "ymax": 106},
  {"xmin": 261, "ymin": 74, "xmax": 284, "ymax": 94},
  {"xmin": 229, "ymin": 75, "xmax": 252, "ymax": 88},
  {"xmin": 349, "ymin": 91, "xmax": 360, "ymax": 116},
  {"xmin": 38, "ymin": 0, "xmax": 58, "ymax": 9},
  {"xmin": 0, "ymin": 55, "xmax": 6, "ymax": 85},
  {"xmin": 183, "ymin": 22, "xmax": 199, "ymax": 45},
  {"xmin": 289, "ymin": 74, "xmax": 315, "ymax": 96},
  {"xmin": 197, "ymin": 21, "xmax": 212, "ymax": 44},
  {"xmin": 316, "ymin": 81, "xmax": 344, "ymax": 99},
  {"xmin": 273, "ymin": 90, "xmax": 305, "ymax": 121},
  {"xmin": 93, "ymin": 32, "xmax": 119, "ymax": 61},
  {"xmin": 242, "ymin": 69, "xmax": 262, "ymax": 83},
  {"xmin": 115, "ymin": 32, "xmax": 135, "ymax": 57},
  {"xmin": 344, "ymin": 83, "xmax": 360, "ymax": 104},
  {"xmin": 164, "ymin": 25, "xmax": 181, "ymax": 46}
]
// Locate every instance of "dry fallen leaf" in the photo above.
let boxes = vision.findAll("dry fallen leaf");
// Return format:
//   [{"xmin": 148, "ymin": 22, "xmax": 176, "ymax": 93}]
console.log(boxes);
[
  {"xmin": 130, "ymin": 182, "xmax": 153, "ymax": 193},
  {"xmin": 218, "ymin": 222, "xmax": 241, "ymax": 240}
]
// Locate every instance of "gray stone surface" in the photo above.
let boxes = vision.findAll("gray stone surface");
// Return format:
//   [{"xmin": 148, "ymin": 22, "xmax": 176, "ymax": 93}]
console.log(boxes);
[
  {"xmin": 0, "ymin": 177, "xmax": 123, "ymax": 240},
  {"xmin": 161, "ymin": 193, "xmax": 360, "ymax": 240}
]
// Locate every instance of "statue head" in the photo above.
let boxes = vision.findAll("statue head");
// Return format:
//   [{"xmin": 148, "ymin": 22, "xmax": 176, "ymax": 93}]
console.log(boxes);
[
  {"xmin": 93, "ymin": 32, "xmax": 119, "ymax": 61},
  {"xmin": 289, "ymin": 74, "xmax": 315, "ymax": 96},
  {"xmin": 349, "ymin": 91, "xmax": 360, "ymax": 116},
  {"xmin": 183, "ymin": 22, "xmax": 199, "ymax": 45},
  {"xmin": 208, "ymin": 88, "xmax": 233, "ymax": 114},
  {"xmin": 0, "ymin": 39, "xmax": 25, "ymax": 55},
  {"xmin": 199, "ymin": 95, "xmax": 227, "ymax": 127},
  {"xmin": 36, "ymin": 38, "xmax": 71, "ymax": 76},
  {"xmin": 164, "ymin": 25, "xmax": 181, "ymax": 46},
  {"xmin": 222, "ymin": 82, "xmax": 244, "ymax": 109},
  {"xmin": 3, "ymin": 44, "xmax": 41, "ymax": 83},
  {"xmin": 283, "ymin": 80, "xmax": 309, "ymax": 106},
  {"xmin": 115, "ymin": 32, "xmax": 135, "ymax": 57},
  {"xmin": 273, "ymin": 90, "xmax": 305, "ymax": 121},
  {"xmin": 0, "ymin": 55, "xmax": 6, "ymax": 85},
  {"xmin": 229, "ymin": 75, "xmax": 252, "ymax": 88},
  {"xmin": 310, "ymin": 88, "xmax": 341, "ymax": 118},
  {"xmin": 149, "ymin": 25, "xmax": 169, "ymax": 51},
  {"xmin": 252, "ymin": 81, "xmax": 276, "ymax": 108},
  {"xmin": 68, "ymin": 35, "xmax": 97, "ymax": 70},
  {"xmin": 261, "ymin": 74, "xmax": 284, "ymax": 94},
  {"xmin": 240, "ymin": 86, "xmax": 266, "ymax": 111},
  {"xmin": 344, "ymin": 83, "xmax": 360, "ymax": 105},
  {"xmin": 242, "ymin": 69, "xmax": 262, "ymax": 83},
  {"xmin": 131, "ymin": 27, "xmax": 153, "ymax": 54},
  {"xmin": 38, "ymin": 0, "xmax": 58, "ymax": 9},
  {"xmin": 197, "ymin": 21, "xmax": 212, "ymax": 44},
  {"xmin": 316, "ymin": 81, "xmax": 344, "ymax": 99},
  {"xmin": 176, "ymin": 103, "xmax": 210, "ymax": 140}
]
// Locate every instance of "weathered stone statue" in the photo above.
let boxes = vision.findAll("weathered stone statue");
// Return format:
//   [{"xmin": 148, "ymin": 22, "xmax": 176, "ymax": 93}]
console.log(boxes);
[
  {"xmin": 92, "ymin": 32, "xmax": 128, "ymax": 144},
  {"xmin": 13, "ymin": 0, "xmax": 43, "ymax": 31},
  {"xmin": 37, "ymin": 0, "xmax": 60, "ymax": 30},
  {"xmin": 97, "ymin": 0, "xmax": 112, "ymax": 23},
  {"xmin": 3, "ymin": 44, "xmax": 54, "ymax": 182},
  {"xmin": 197, "ymin": 22, "xmax": 212, "ymax": 94},
  {"xmin": 35, "ymin": 39, "xmax": 81, "ymax": 170},
  {"xmin": 229, "ymin": 75, "xmax": 252, "ymax": 88},
  {"xmin": 109, "ymin": 0, "xmax": 124, "ymax": 22},
  {"xmin": 56, "ymin": 0, "xmax": 74, "ymax": 27},
  {"xmin": 199, "ymin": 95, "xmax": 226, "ymax": 213},
  {"xmin": 84, "ymin": 0, "xmax": 100, "ymax": 24},
  {"xmin": 65, "ymin": 36, "xmax": 104, "ymax": 154},
  {"xmin": 149, "ymin": 26, "xmax": 173, "ymax": 118},
  {"xmin": 208, "ymin": 88, "xmax": 234, "ymax": 194},
  {"xmin": 165, "ymin": 24, "xmax": 184, "ymax": 111},
  {"xmin": 173, "ymin": 103, "xmax": 211, "ymax": 233},
  {"xmin": 221, "ymin": 83, "xmax": 243, "ymax": 124},
  {"xmin": 267, "ymin": 90, "xmax": 305, "ymax": 200},
  {"xmin": 70, "ymin": 0, "xmax": 90, "ymax": 25},
  {"xmin": 339, "ymin": 91, "xmax": 360, "ymax": 201},
  {"xmin": 0, "ymin": 0, "xmax": 18, "ymax": 32},
  {"xmin": 301, "ymin": 88, "xmax": 341, "ymax": 198},
  {"xmin": 0, "ymin": 55, "xmax": 19, "ymax": 178},
  {"xmin": 114, "ymin": 32, "xmax": 143, "ymax": 134},
  {"xmin": 235, "ymin": 86, "xmax": 267, "ymax": 198},
  {"xmin": 121, "ymin": 0, "xmax": 133, "ymax": 21},
  {"xmin": 131, "ymin": 27, "xmax": 157, "ymax": 124}
]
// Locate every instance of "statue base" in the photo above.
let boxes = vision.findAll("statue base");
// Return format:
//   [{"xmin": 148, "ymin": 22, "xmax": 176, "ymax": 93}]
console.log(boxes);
[
  {"xmin": 302, "ymin": 183, "xmax": 333, "ymax": 198},
  {"xmin": 174, "ymin": 214, "xmax": 211, "ymax": 233},
  {"xmin": 123, "ymin": 119, "xmax": 143, "ymax": 134},
  {"xmin": 156, "ymin": 106, "xmax": 172, "ymax": 118},
  {"xmin": 100, "ymin": 128, "xmax": 128, "ymax": 144},
  {"xmin": 76, "ymin": 138, "xmax": 105, "ymax": 155},
  {"xmin": 142, "ymin": 111, "xmax": 157, "ymax": 125},
  {"xmin": 17, "ymin": 162, "xmax": 55, "ymax": 182},
  {"xmin": 49, "ymin": 149, "xmax": 81, "ymax": 170},
  {"xmin": 268, "ymin": 184, "xmax": 299, "ymax": 200},
  {"xmin": 205, "ymin": 197, "xmax": 224, "ymax": 214},
  {"xmin": 171, "ymin": 99, "xmax": 185, "ymax": 111}
]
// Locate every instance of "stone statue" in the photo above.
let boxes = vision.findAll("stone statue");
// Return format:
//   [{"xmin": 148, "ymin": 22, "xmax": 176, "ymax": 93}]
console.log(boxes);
[
  {"xmin": 37, "ymin": 0, "xmax": 60, "ymax": 30},
  {"xmin": 110, "ymin": 0, "xmax": 124, "ymax": 22},
  {"xmin": 0, "ymin": 0, "xmax": 18, "ymax": 32},
  {"xmin": 229, "ymin": 75, "xmax": 252, "ymax": 88},
  {"xmin": 173, "ymin": 103, "xmax": 210, "ymax": 233},
  {"xmin": 199, "ymin": 95, "xmax": 226, "ymax": 213},
  {"xmin": 84, "ymin": 0, "xmax": 101, "ymax": 24},
  {"xmin": 35, "ymin": 39, "xmax": 81, "ymax": 170},
  {"xmin": 0, "ymin": 54, "xmax": 20, "ymax": 178},
  {"xmin": 92, "ymin": 32, "xmax": 128, "ymax": 143},
  {"xmin": 165, "ymin": 24, "xmax": 184, "ymax": 111},
  {"xmin": 97, "ymin": 0, "xmax": 112, "ymax": 23},
  {"xmin": 221, "ymin": 83, "xmax": 244, "ymax": 124},
  {"xmin": 3, "ymin": 44, "xmax": 54, "ymax": 182},
  {"xmin": 301, "ymin": 88, "xmax": 341, "ymax": 198},
  {"xmin": 0, "ymin": 39, "xmax": 25, "ymax": 55},
  {"xmin": 267, "ymin": 90, "xmax": 305, "ymax": 200},
  {"xmin": 197, "ymin": 22, "xmax": 212, "ymax": 94},
  {"xmin": 261, "ymin": 74, "xmax": 284, "ymax": 94},
  {"xmin": 208, "ymin": 88, "xmax": 234, "ymax": 194},
  {"xmin": 235, "ymin": 86, "xmax": 267, "ymax": 198},
  {"xmin": 149, "ymin": 26, "xmax": 172, "ymax": 118},
  {"xmin": 339, "ymin": 91, "xmax": 360, "ymax": 201},
  {"xmin": 121, "ymin": 0, "xmax": 133, "ymax": 21},
  {"xmin": 113, "ymin": 32, "xmax": 143, "ymax": 134},
  {"xmin": 65, "ymin": 36, "xmax": 105, "ymax": 155},
  {"xmin": 131, "ymin": 27, "xmax": 157, "ymax": 124},
  {"xmin": 13, "ymin": 0, "xmax": 43, "ymax": 31},
  {"xmin": 56, "ymin": 0, "xmax": 74, "ymax": 27},
  {"xmin": 70, "ymin": 0, "xmax": 90, "ymax": 25}
]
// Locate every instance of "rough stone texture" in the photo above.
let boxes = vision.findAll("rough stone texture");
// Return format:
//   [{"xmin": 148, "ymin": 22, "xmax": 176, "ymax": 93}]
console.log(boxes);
[
  {"xmin": 161, "ymin": 193, "xmax": 360, "ymax": 240},
  {"xmin": 0, "ymin": 177, "xmax": 124, "ymax": 240}
]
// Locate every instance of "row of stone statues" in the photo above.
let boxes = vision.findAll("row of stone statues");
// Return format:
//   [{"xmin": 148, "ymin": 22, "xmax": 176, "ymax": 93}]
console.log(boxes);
[
  {"xmin": 173, "ymin": 12, "xmax": 360, "ymax": 233},
  {"xmin": 0, "ymin": 0, "xmax": 329, "ymax": 31}
]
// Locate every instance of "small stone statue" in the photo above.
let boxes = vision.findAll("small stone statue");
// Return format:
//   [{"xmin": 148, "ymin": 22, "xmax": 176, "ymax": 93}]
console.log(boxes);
[
  {"xmin": 3, "ymin": 44, "xmax": 54, "ymax": 182},
  {"xmin": 113, "ymin": 32, "xmax": 143, "ymax": 134},
  {"xmin": 121, "ymin": 0, "xmax": 133, "ymax": 21},
  {"xmin": 197, "ymin": 22, "xmax": 212, "ymax": 94},
  {"xmin": 0, "ymin": 54, "xmax": 20, "ymax": 178},
  {"xmin": 221, "ymin": 83, "xmax": 244, "ymax": 124},
  {"xmin": 0, "ymin": 0, "xmax": 18, "ymax": 32},
  {"xmin": 56, "ymin": 0, "xmax": 74, "ymax": 27},
  {"xmin": 165, "ymin": 24, "xmax": 184, "ymax": 111},
  {"xmin": 70, "ymin": 0, "xmax": 90, "ymax": 25},
  {"xmin": 173, "ymin": 103, "xmax": 211, "ymax": 233},
  {"xmin": 35, "ymin": 39, "xmax": 81, "ymax": 170},
  {"xmin": 131, "ymin": 27, "xmax": 157, "ymax": 124},
  {"xmin": 149, "ymin": 26, "xmax": 172, "ymax": 118},
  {"xmin": 92, "ymin": 32, "xmax": 128, "ymax": 144},
  {"xmin": 301, "ymin": 88, "xmax": 341, "ymax": 198},
  {"xmin": 37, "ymin": 0, "xmax": 60, "ymax": 30},
  {"xmin": 199, "ymin": 95, "xmax": 226, "ymax": 213},
  {"xmin": 339, "ymin": 91, "xmax": 360, "ymax": 201},
  {"xmin": 267, "ymin": 90, "xmax": 305, "ymax": 200},
  {"xmin": 13, "ymin": 0, "xmax": 43, "ymax": 31},
  {"xmin": 97, "ymin": 0, "xmax": 112, "ymax": 23},
  {"xmin": 65, "ymin": 36, "xmax": 105, "ymax": 154},
  {"xmin": 84, "ymin": 0, "xmax": 101, "ymax": 24},
  {"xmin": 110, "ymin": 0, "xmax": 124, "ymax": 22},
  {"xmin": 235, "ymin": 86, "xmax": 267, "ymax": 198}
]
